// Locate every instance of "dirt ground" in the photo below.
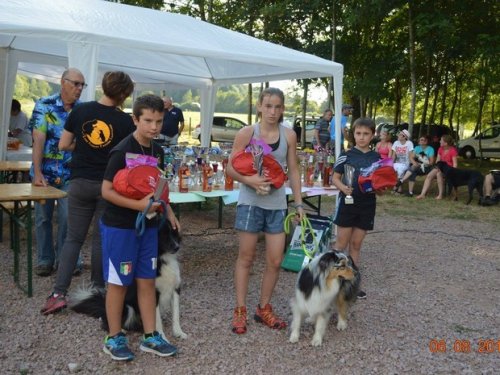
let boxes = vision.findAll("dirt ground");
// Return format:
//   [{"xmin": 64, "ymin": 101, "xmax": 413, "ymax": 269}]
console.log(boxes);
[{"xmin": 0, "ymin": 197, "xmax": 498, "ymax": 374}]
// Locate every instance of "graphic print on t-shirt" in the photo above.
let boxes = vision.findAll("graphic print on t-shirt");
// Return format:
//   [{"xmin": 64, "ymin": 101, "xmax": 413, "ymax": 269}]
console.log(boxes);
[
  {"xmin": 82, "ymin": 119, "xmax": 114, "ymax": 148},
  {"xmin": 394, "ymin": 144, "xmax": 410, "ymax": 164}
]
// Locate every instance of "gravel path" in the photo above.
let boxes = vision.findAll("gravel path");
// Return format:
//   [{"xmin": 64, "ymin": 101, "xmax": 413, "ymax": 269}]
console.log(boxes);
[{"xmin": 0, "ymin": 200, "xmax": 498, "ymax": 374}]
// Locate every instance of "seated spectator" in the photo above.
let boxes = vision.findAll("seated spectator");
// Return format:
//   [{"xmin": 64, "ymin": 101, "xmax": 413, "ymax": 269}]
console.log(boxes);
[
  {"xmin": 481, "ymin": 171, "xmax": 500, "ymax": 206},
  {"xmin": 430, "ymin": 134, "xmax": 440, "ymax": 155},
  {"xmin": 375, "ymin": 130, "xmax": 393, "ymax": 159},
  {"xmin": 416, "ymin": 134, "xmax": 458, "ymax": 200},
  {"xmin": 9, "ymin": 99, "xmax": 32, "ymax": 146},
  {"xmin": 392, "ymin": 129, "xmax": 414, "ymax": 193},
  {"xmin": 395, "ymin": 135, "xmax": 435, "ymax": 196}
]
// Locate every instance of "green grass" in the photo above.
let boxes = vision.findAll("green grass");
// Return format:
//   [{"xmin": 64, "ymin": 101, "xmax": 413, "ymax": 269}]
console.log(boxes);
[
  {"xmin": 459, "ymin": 158, "xmax": 500, "ymax": 174},
  {"xmin": 376, "ymin": 163, "xmax": 500, "ymax": 225}
]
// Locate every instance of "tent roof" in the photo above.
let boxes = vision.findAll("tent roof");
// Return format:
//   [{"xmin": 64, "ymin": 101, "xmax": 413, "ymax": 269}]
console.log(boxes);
[
  {"xmin": 0, "ymin": 0, "xmax": 344, "ymax": 157},
  {"xmin": 0, "ymin": 0, "xmax": 342, "ymax": 87}
]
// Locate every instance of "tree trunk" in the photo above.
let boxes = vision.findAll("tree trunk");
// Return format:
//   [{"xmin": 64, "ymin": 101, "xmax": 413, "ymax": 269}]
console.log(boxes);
[
  {"xmin": 328, "ymin": 0, "xmax": 336, "ymax": 108},
  {"xmin": 439, "ymin": 62, "xmax": 450, "ymax": 127},
  {"xmin": 408, "ymin": 0, "xmax": 417, "ymax": 137},
  {"xmin": 429, "ymin": 59, "xmax": 442, "ymax": 126},
  {"xmin": 207, "ymin": 0, "xmax": 213, "ymax": 22},
  {"xmin": 456, "ymin": 87, "xmax": 463, "ymax": 138},
  {"xmin": 393, "ymin": 77, "xmax": 401, "ymax": 125},
  {"xmin": 301, "ymin": 83, "xmax": 309, "ymax": 147},
  {"xmin": 420, "ymin": 54, "xmax": 433, "ymax": 134},
  {"xmin": 448, "ymin": 64, "xmax": 463, "ymax": 138},
  {"xmin": 474, "ymin": 67, "xmax": 489, "ymax": 137},
  {"xmin": 247, "ymin": 84, "xmax": 253, "ymax": 126}
]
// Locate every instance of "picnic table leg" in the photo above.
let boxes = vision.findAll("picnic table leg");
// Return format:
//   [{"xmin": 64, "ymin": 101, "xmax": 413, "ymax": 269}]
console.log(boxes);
[
  {"xmin": 0, "ymin": 209, "xmax": 3, "ymax": 242},
  {"xmin": 27, "ymin": 201, "xmax": 33, "ymax": 297},
  {"xmin": 218, "ymin": 197, "xmax": 223, "ymax": 229},
  {"xmin": 13, "ymin": 202, "xmax": 20, "ymax": 285},
  {"xmin": 173, "ymin": 204, "xmax": 180, "ymax": 220}
]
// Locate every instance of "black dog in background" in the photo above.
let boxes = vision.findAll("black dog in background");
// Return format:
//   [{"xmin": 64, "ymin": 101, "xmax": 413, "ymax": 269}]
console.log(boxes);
[{"xmin": 436, "ymin": 161, "xmax": 483, "ymax": 204}]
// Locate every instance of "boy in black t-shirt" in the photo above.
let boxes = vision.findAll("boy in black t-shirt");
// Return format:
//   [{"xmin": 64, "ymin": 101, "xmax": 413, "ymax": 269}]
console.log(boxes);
[
  {"xmin": 332, "ymin": 117, "xmax": 383, "ymax": 300},
  {"xmin": 100, "ymin": 94, "xmax": 180, "ymax": 361}
]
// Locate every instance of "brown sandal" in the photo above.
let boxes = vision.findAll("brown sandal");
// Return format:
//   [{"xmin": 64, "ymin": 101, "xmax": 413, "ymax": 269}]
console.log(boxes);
[
  {"xmin": 254, "ymin": 304, "xmax": 287, "ymax": 330},
  {"xmin": 232, "ymin": 306, "xmax": 247, "ymax": 334}
]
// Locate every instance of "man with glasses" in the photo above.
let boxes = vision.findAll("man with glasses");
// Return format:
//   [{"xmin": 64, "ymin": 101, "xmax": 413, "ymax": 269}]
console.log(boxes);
[
  {"xmin": 395, "ymin": 134, "xmax": 435, "ymax": 196},
  {"xmin": 29, "ymin": 68, "xmax": 85, "ymax": 276}
]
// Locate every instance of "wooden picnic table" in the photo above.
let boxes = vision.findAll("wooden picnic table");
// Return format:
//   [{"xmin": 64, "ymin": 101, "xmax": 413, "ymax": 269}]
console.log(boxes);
[
  {"xmin": 0, "ymin": 160, "xmax": 31, "ymax": 183},
  {"xmin": 0, "ymin": 184, "xmax": 67, "ymax": 297}
]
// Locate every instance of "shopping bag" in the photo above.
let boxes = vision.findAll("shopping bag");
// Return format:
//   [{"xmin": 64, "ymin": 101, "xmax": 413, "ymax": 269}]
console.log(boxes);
[{"xmin": 281, "ymin": 213, "xmax": 334, "ymax": 272}]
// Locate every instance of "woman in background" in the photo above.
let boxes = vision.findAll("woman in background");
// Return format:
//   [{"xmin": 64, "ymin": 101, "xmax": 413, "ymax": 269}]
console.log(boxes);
[
  {"xmin": 416, "ymin": 134, "xmax": 458, "ymax": 200},
  {"xmin": 375, "ymin": 130, "xmax": 392, "ymax": 159}
]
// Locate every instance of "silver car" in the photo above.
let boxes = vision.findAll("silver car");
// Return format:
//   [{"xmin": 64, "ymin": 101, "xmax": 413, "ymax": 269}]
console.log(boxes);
[
  {"xmin": 458, "ymin": 125, "xmax": 500, "ymax": 159},
  {"xmin": 192, "ymin": 116, "xmax": 247, "ymax": 143}
]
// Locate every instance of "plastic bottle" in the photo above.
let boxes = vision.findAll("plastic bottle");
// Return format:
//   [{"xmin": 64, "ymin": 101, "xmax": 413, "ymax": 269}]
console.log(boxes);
[
  {"xmin": 202, "ymin": 156, "xmax": 214, "ymax": 192},
  {"xmin": 305, "ymin": 154, "xmax": 315, "ymax": 187},
  {"xmin": 178, "ymin": 156, "xmax": 190, "ymax": 193},
  {"xmin": 222, "ymin": 158, "xmax": 234, "ymax": 191}
]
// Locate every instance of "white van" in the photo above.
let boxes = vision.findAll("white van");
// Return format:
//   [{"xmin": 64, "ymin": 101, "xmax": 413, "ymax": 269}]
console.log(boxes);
[{"xmin": 458, "ymin": 125, "xmax": 500, "ymax": 159}]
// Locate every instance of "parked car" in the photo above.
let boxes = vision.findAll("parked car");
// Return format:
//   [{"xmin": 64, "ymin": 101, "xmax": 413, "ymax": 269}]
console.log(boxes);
[
  {"xmin": 458, "ymin": 124, "xmax": 500, "ymax": 159},
  {"xmin": 191, "ymin": 116, "xmax": 248, "ymax": 143},
  {"xmin": 292, "ymin": 116, "xmax": 319, "ymax": 147}
]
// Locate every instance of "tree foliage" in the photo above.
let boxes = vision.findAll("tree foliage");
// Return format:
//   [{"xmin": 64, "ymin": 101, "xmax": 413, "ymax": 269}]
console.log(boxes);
[{"xmin": 16, "ymin": 0, "xmax": 499, "ymax": 136}]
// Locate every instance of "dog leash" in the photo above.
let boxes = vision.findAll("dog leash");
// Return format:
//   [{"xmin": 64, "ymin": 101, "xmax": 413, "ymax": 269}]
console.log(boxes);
[
  {"xmin": 284, "ymin": 213, "xmax": 319, "ymax": 259},
  {"xmin": 135, "ymin": 198, "xmax": 168, "ymax": 236}
]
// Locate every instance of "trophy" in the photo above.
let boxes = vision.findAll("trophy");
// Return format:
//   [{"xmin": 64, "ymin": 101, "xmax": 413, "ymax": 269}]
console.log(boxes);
[
  {"xmin": 246, "ymin": 139, "xmax": 271, "ymax": 195},
  {"xmin": 344, "ymin": 164, "xmax": 355, "ymax": 204}
]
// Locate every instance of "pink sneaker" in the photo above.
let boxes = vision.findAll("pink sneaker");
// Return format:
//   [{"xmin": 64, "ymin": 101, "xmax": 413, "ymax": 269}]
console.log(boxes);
[{"xmin": 40, "ymin": 293, "xmax": 67, "ymax": 315}]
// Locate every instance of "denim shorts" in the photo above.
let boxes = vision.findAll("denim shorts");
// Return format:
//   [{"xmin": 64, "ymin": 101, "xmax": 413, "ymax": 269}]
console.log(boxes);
[{"xmin": 235, "ymin": 205, "xmax": 286, "ymax": 234}]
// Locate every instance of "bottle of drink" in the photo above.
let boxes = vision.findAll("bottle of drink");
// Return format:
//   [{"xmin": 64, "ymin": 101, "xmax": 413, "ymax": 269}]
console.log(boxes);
[
  {"xmin": 222, "ymin": 158, "xmax": 234, "ymax": 191},
  {"xmin": 202, "ymin": 156, "xmax": 214, "ymax": 192},
  {"xmin": 178, "ymin": 156, "xmax": 190, "ymax": 193},
  {"xmin": 323, "ymin": 154, "xmax": 334, "ymax": 187},
  {"xmin": 322, "ymin": 164, "xmax": 331, "ymax": 187},
  {"xmin": 305, "ymin": 154, "xmax": 315, "ymax": 187}
]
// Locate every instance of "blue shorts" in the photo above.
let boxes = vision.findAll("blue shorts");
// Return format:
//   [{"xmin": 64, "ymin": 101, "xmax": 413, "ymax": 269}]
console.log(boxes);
[
  {"xmin": 235, "ymin": 205, "xmax": 286, "ymax": 234},
  {"xmin": 100, "ymin": 222, "xmax": 158, "ymax": 286}
]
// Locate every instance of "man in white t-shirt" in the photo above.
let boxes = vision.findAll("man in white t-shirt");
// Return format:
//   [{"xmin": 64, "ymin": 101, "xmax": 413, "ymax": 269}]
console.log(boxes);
[{"xmin": 9, "ymin": 99, "xmax": 32, "ymax": 146}]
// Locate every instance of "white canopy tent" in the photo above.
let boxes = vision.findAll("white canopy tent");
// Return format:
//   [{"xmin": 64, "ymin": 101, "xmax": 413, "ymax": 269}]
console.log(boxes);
[{"xmin": 0, "ymin": 0, "xmax": 344, "ymax": 159}]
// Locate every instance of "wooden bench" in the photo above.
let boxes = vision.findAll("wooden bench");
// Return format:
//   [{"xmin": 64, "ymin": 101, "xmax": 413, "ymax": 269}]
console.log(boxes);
[{"xmin": 0, "ymin": 201, "xmax": 29, "ymax": 244}]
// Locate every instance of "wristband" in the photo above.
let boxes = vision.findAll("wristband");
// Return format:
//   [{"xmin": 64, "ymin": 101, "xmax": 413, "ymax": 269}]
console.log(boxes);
[{"xmin": 294, "ymin": 203, "xmax": 304, "ymax": 209}]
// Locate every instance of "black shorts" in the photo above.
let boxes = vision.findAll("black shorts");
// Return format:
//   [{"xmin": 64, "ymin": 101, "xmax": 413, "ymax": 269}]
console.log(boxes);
[
  {"xmin": 408, "ymin": 165, "xmax": 432, "ymax": 181},
  {"xmin": 333, "ymin": 196, "xmax": 376, "ymax": 231}
]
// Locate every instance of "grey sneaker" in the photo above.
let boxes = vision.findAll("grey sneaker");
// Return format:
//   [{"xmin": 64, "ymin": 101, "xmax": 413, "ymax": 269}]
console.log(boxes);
[
  {"xmin": 103, "ymin": 332, "xmax": 135, "ymax": 361},
  {"xmin": 35, "ymin": 264, "xmax": 53, "ymax": 277},
  {"xmin": 140, "ymin": 331, "xmax": 177, "ymax": 357}
]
